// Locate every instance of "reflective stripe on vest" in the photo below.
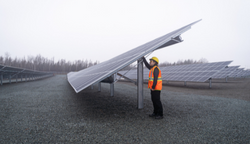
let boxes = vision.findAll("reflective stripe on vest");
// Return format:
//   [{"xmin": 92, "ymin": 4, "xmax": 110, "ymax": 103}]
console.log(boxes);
[{"xmin": 148, "ymin": 66, "xmax": 162, "ymax": 90}]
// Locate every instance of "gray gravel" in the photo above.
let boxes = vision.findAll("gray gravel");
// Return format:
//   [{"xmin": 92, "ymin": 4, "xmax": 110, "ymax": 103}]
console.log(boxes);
[{"xmin": 0, "ymin": 75, "xmax": 249, "ymax": 143}]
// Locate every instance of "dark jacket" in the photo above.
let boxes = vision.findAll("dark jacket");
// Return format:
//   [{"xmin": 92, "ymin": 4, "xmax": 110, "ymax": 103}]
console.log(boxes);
[{"xmin": 142, "ymin": 57, "xmax": 159, "ymax": 89}]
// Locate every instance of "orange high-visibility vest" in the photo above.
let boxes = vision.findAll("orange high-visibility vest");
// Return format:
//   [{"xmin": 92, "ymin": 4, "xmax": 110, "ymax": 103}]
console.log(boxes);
[{"xmin": 148, "ymin": 66, "xmax": 162, "ymax": 90}]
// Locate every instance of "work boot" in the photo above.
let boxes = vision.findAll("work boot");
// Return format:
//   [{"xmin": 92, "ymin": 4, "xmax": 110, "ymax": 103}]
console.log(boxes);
[
  {"xmin": 155, "ymin": 115, "xmax": 163, "ymax": 119},
  {"xmin": 149, "ymin": 113, "xmax": 156, "ymax": 117}
]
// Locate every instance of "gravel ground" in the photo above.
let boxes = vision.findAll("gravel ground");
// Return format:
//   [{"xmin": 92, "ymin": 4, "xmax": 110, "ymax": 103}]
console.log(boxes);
[{"xmin": 0, "ymin": 75, "xmax": 250, "ymax": 143}]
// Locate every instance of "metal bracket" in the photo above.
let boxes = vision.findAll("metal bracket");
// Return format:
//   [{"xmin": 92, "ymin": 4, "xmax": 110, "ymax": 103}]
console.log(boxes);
[
  {"xmin": 156, "ymin": 35, "xmax": 183, "ymax": 50},
  {"xmin": 171, "ymin": 36, "xmax": 183, "ymax": 43},
  {"xmin": 11, "ymin": 69, "xmax": 25, "ymax": 79},
  {"xmin": 117, "ymin": 73, "xmax": 137, "ymax": 85}
]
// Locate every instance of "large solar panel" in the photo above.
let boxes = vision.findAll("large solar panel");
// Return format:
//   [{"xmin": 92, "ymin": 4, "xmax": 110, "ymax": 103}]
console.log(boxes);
[
  {"xmin": 118, "ymin": 61, "xmax": 232, "ymax": 82},
  {"xmin": 212, "ymin": 66, "xmax": 240, "ymax": 79},
  {"xmin": 229, "ymin": 68, "xmax": 244, "ymax": 78},
  {"xmin": 236, "ymin": 70, "xmax": 249, "ymax": 78},
  {"xmin": 245, "ymin": 71, "xmax": 250, "ymax": 77},
  {"xmin": 67, "ymin": 20, "xmax": 201, "ymax": 93},
  {"xmin": 160, "ymin": 62, "xmax": 232, "ymax": 82},
  {"xmin": 242, "ymin": 70, "xmax": 250, "ymax": 77}
]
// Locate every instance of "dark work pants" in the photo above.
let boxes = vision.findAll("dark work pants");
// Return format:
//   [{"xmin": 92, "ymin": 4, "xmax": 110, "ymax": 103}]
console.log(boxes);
[{"xmin": 151, "ymin": 90, "xmax": 163, "ymax": 116}]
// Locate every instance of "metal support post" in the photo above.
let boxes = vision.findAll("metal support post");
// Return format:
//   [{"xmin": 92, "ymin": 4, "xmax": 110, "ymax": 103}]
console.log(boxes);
[
  {"xmin": 16, "ymin": 75, "xmax": 18, "ymax": 83},
  {"xmin": 25, "ymin": 75, "xmax": 27, "ymax": 82},
  {"xmin": 137, "ymin": 58, "xmax": 144, "ymax": 109},
  {"xmin": 209, "ymin": 79, "xmax": 212, "ymax": 88},
  {"xmin": 0, "ymin": 75, "xmax": 3, "ymax": 85},
  {"xmin": 225, "ymin": 77, "xmax": 228, "ymax": 82},
  {"xmin": 98, "ymin": 82, "xmax": 101, "ymax": 92},
  {"xmin": 91, "ymin": 85, "xmax": 93, "ymax": 89},
  {"xmin": 9, "ymin": 75, "xmax": 11, "ymax": 83},
  {"xmin": 21, "ymin": 75, "xmax": 23, "ymax": 82},
  {"xmin": 184, "ymin": 81, "xmax": 186, "ymax": 86},
  {"xmin": 110, "ymin": 74, "xmax": 116, "ymax": 96}
]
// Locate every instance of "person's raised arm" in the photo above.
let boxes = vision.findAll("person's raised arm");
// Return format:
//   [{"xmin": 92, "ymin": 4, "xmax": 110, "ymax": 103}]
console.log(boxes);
[{"xmin": 142, "ymin": 57, "xmax": 151, "ymax": 70}]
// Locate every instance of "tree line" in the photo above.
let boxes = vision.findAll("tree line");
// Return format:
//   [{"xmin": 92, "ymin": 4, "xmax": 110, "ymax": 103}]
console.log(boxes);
[
  {"xmin": 158, "ymin": 58, "xmax": 208, "ymax": 67},
  {"xmin": 0, "ymin": 53, "xmax": 99, "ymax": 73},
  {"xmin": 0, "ymin": 53, "xmax": 208, "ymax": 73}
]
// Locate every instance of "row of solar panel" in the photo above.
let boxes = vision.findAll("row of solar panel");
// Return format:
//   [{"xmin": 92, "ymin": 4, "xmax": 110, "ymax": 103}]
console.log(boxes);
[
  {"xmin": 67, "ymin": 20, "xmax": 202, "ymax": 93},
  {"xmin": 118, "ymin": 61, "xmax": 250, "ymax": 83},
  {"xmin": 0, "ymin": 64, "xmax": 54, "ymax": 85}
]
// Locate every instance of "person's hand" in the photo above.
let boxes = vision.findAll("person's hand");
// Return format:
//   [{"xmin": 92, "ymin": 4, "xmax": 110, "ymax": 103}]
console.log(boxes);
[{"xmin": 151, "ymin": 88, "xmax": 154, "ymax": 91}]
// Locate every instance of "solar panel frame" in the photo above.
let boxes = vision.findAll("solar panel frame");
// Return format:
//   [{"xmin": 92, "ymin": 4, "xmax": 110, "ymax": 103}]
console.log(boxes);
[
  {"xmin": 212, "ymin": 66, "xmax": 240, "ymax": 79},
  {"xmin": 160, "ymin": 61, "xmax": 232, "ymax": 82},
  {"xmin": 235, "ymin": 70, "xmax": 249, "ymax": 78},
  {"xmin": 229, "ymin": 68, "xmax": 244, "ymax": 78},
  {"xmin": 68, "ymin": 20, "xmax": 202, "ymax": 93},
  {"xmin": 245, "ymin": 71, "xmax": 250, "ymax": 77},
  {"xmin": 0, "ymin": 64, "xmax": 53, "ymax": 83},
  {"xmin": 118, "ymin": 61, "xmax": 232, "ymax": 83}
]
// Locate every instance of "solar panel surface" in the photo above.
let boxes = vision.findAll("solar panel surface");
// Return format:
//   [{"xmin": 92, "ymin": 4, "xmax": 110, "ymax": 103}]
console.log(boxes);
[
  {"xmin": 236, "ymin": 70, "xmax": 249, "ymax": 78},
  {"xmin": 163, "ymin": 61, "xmax": 232, "ymax": 82},
  {"xmin": 68, "ymin": 20, "xmax": 201, "ymax": 93},
  {"xmin": 245, "ymin": 71, "xmax": 250, "ymax": 77},
  {"xmin": 242, "ymin": 71, "xmax": 249, "ymax": 77},
  {"xmin": 229, "ymin": 68, "xmax": 244, "ymax": 77},
  {"xmin": 118, "ymin": 61, "xmax": 232, "ymax": 82},
  {"xmin": 212, "ymin": 66, "xmax": 240, "ymax": 79}
]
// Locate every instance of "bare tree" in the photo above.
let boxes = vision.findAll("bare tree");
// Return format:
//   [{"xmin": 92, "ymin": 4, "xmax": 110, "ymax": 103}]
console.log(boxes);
[
  {"xmin": 4, "ymin": 52, "xmax": 11, "ymax": 66},
  {"xmin": 198, "ymin": 58, "xmax": 208, "ymax": 63}
]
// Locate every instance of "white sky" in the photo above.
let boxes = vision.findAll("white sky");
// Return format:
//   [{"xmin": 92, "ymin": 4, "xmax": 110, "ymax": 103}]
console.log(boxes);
[{"xmin": 0, "ymin": 0, "xmax": 249, "ymax": 69}]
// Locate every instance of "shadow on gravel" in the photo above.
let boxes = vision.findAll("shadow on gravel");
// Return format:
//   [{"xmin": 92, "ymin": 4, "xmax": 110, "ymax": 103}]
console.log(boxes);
[
  {"xmin": 67, "ymin": 83, "xmax": 200, "ymax": 122},
  {"xmin": 68, "ymin": 85, "xmax": 151, "ymax": 122}
]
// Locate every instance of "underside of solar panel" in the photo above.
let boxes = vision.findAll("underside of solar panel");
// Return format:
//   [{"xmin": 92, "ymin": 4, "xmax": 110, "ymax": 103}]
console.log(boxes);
[{"xmin": 0, "ymin": 64, "xmax": 53, "ymax": 85}]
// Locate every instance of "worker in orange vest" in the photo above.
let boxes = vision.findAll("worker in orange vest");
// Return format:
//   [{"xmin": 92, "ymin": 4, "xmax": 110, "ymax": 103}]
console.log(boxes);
[{"xmin": 142, "ymin": 56, "xmax": 163, "ymax": 119}]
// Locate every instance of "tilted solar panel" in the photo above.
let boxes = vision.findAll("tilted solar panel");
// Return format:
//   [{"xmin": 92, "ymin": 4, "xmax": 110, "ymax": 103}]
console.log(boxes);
[
  {"xmin": 242, "ymin": 71, "xmax": 250, "ymax": 77},
  {"xmin": 242, "ymin": 71, "xmax": 249, "ymax": 77},
  {"xmin": 236, "ymin": 70, "xmax": 248, "ymax": 78},
  {"xmin": 229, "ymin": 68, "xmax": 244, "ymax": 78},
  {"xmin": 0, "ymin": 64, "xmax": 53, "ymax": 85},
  {"xmin": 245, "ymin": 71, "xmax": 250, "ymax": 77},
  {"xmin": 156, "ymin": 61, "xmax": 232, "ymax": 82},
  {"xmin": 212, "ymin": 66, "xmax": 240, "ymax": 79},
  {"xmin": 68, "ymin": 20, "xmax": 201, "ymax": 93},
  {"xmin": 118, "ymin": 61, "xmax": 232, "ymax": 82}
]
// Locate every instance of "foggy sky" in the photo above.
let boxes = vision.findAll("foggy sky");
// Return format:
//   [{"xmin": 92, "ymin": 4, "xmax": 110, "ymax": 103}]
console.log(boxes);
[{"xmin": 0, "ymin": 0, "xmax": 249, "ymax": 69}]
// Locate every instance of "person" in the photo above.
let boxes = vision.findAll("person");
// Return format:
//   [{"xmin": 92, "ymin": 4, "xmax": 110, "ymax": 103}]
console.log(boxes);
[{"xmin": 142, "ymin": 56, "xmax": 163, "ymax": 119}]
